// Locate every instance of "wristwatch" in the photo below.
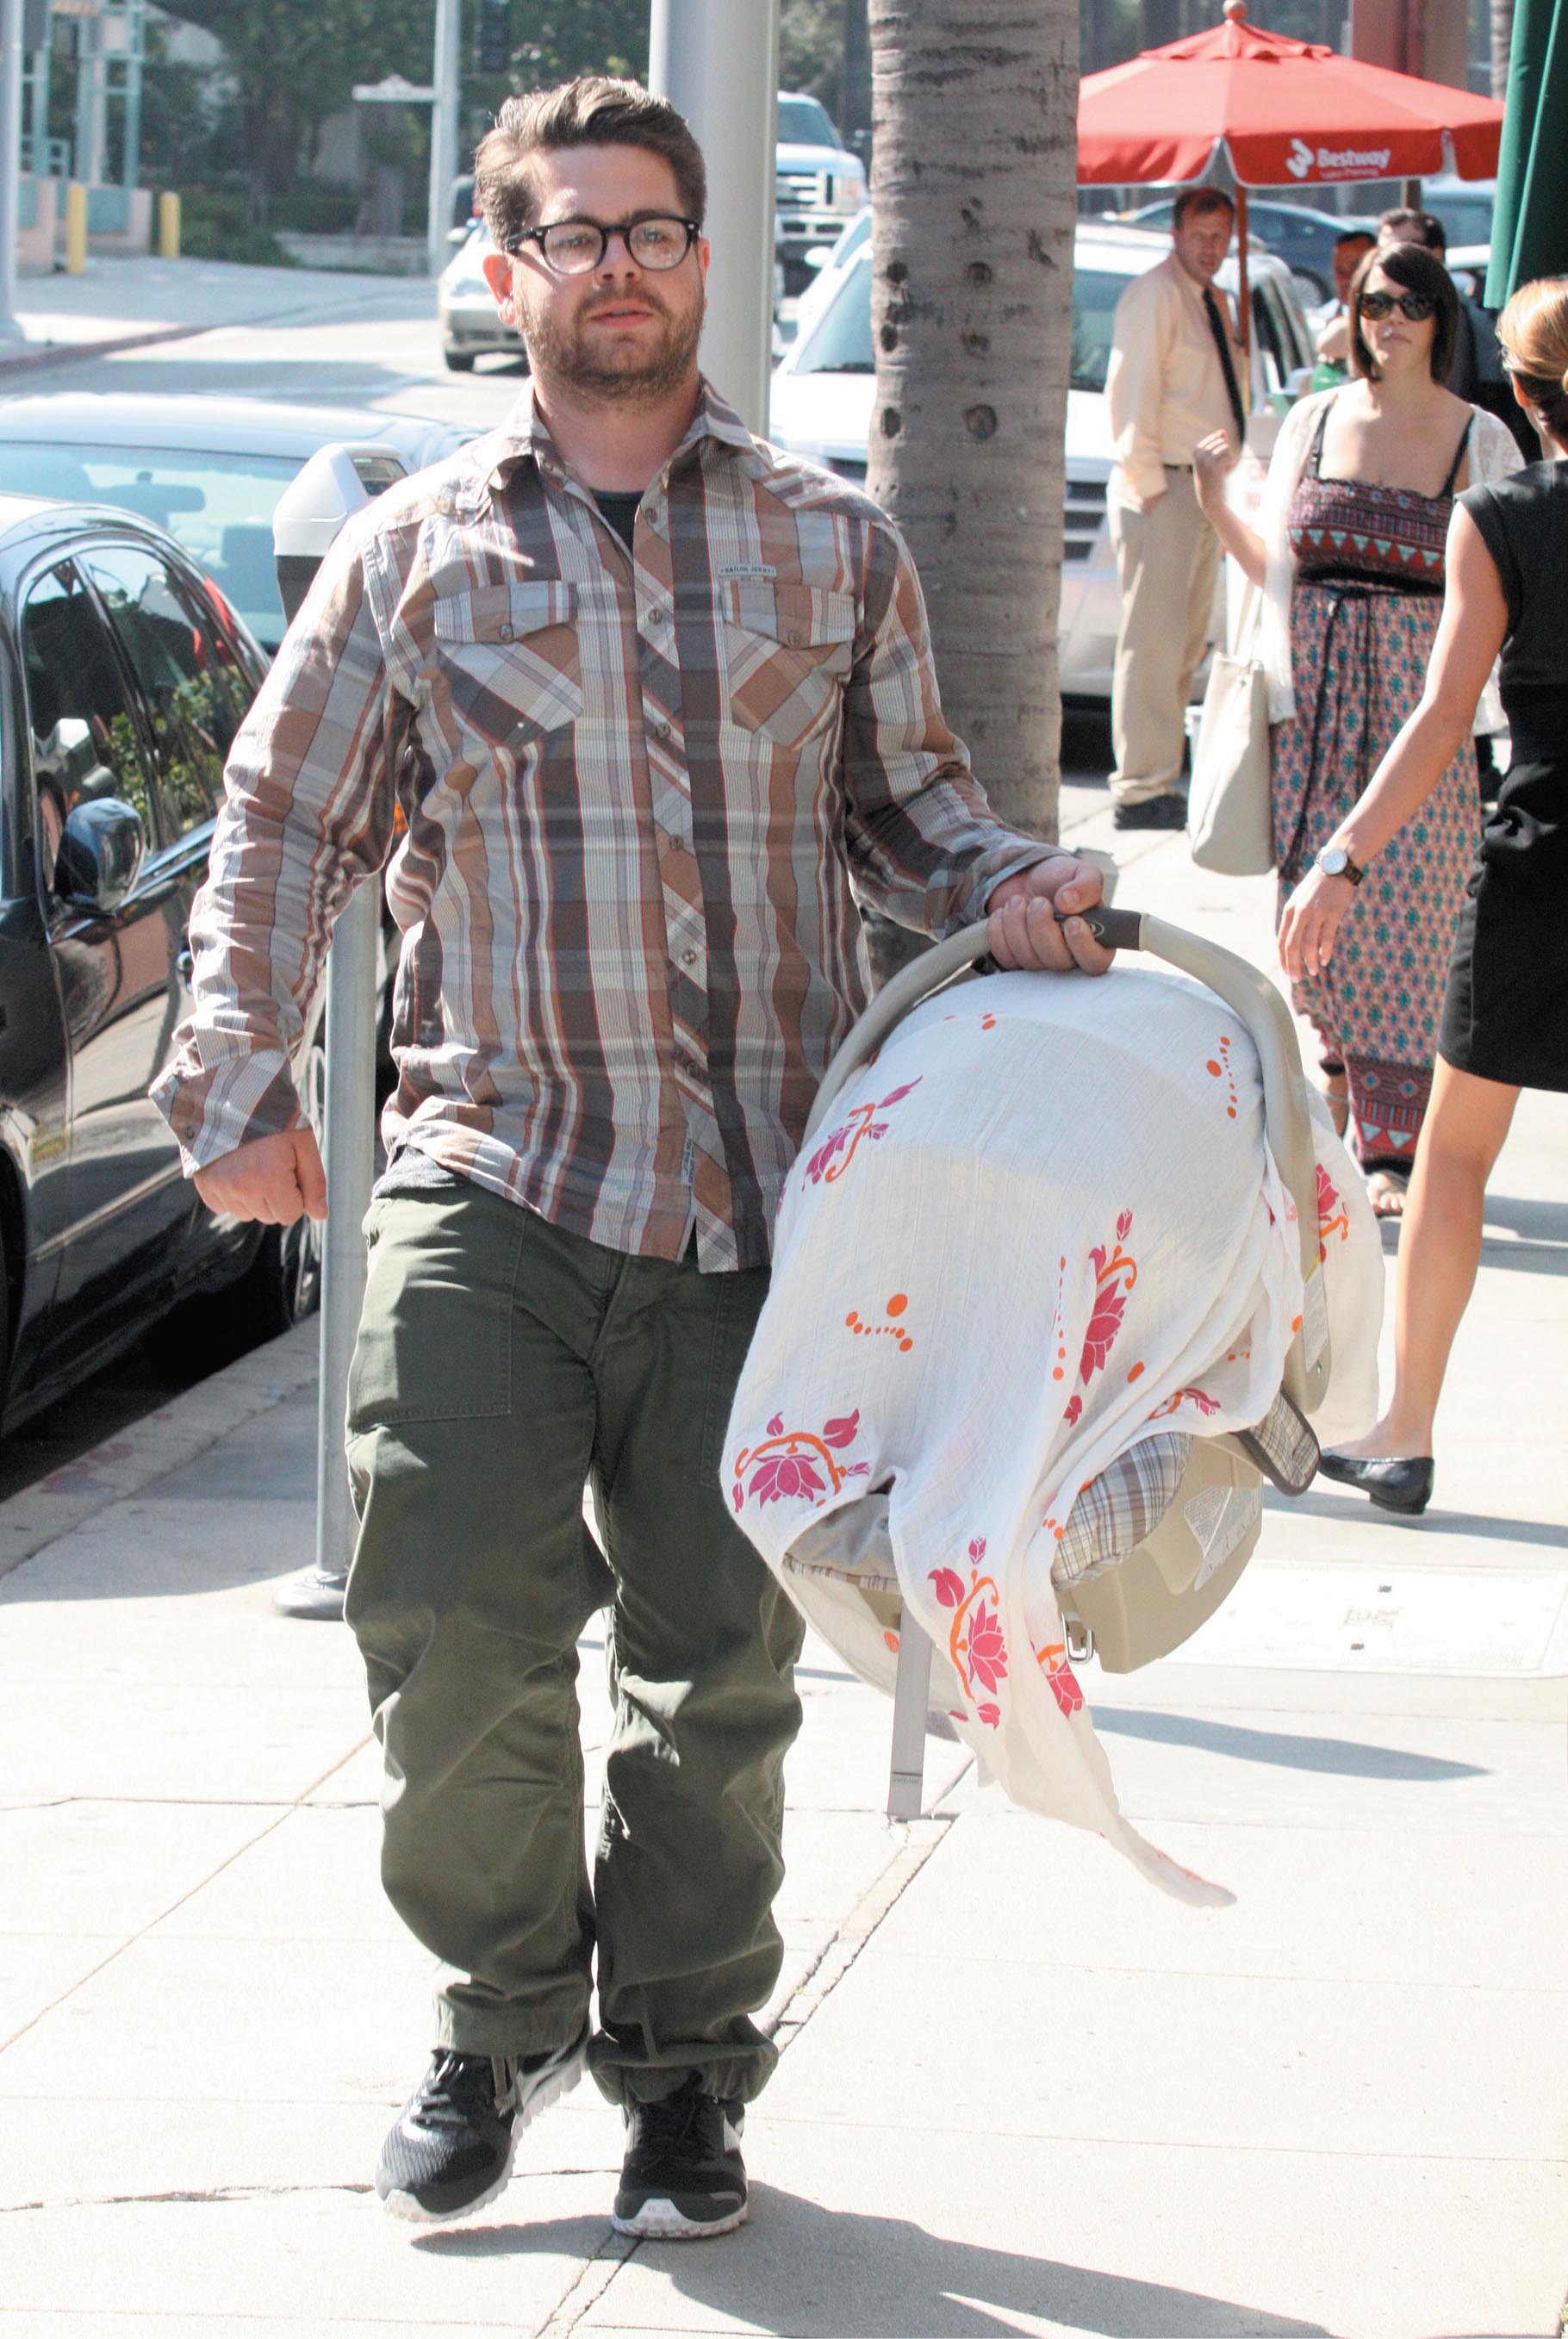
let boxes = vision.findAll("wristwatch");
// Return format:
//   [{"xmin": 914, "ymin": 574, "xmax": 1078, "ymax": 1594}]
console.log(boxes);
[{"xmin": 1315, "ymin": 843, "xmax": 1365, "ymax": 886}]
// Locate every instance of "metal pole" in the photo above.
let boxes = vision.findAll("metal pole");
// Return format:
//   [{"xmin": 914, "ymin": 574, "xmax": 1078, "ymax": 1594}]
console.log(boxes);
[
  {"xmin": 0, "ymin": 0, "xmax": 25, "ymax": 342},
  {"xmin": 275, "ymin": 880, "xmax": 380, "ymax": 1619},
  {"xmin": 648, "ymin": 0, "xmax": 779, "ymax": 437},
  {"xmin": 426, "ymin": 0, "xmax": 462, "ymax": 279}
]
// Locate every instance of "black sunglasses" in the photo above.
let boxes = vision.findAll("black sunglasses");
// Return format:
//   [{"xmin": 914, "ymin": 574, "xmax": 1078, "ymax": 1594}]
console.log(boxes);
[
  {"xmin": 503, "ymin": 215, "xmax": 700, "ymax": 276},
  {"xmin": 1360, "ymin": 289, "xmax": 1438, "ymax": 322}
]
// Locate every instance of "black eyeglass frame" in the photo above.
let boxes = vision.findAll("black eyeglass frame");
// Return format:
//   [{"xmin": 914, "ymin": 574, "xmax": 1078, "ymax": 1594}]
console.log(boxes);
[
  {"xmin": 1359, "ymin": 289, "xmax": 1439, "ymax": 323},
  {"xmin": 501, "ymin": 215, "xmax": 702, "ymax": 274}
]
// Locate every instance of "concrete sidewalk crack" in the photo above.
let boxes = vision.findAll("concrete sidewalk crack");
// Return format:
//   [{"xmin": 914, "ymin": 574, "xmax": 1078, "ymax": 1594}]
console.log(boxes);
[
  {"xmin": 0, "ymin": 1734, "xmax": 370, "ymax": 2060},
  {"xmin": 534, "ymin": 1785, "xmax": 968, "ymax": 2336}
]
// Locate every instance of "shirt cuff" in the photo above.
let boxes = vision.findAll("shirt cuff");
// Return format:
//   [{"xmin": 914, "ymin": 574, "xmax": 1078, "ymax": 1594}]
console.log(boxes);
[
  {"xmin": 944, "ymin": 843, "xmax": 1070, "ymax": 936},
  {"xmin": 150, "ymin": 1041, "xmax": 304, "ymax": 1179}
]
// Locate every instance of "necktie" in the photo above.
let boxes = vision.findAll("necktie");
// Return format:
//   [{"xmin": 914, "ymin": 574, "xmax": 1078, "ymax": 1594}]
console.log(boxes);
[{"xmin": 1202, "ymin": 285, "xmax": 1248, "ymax": 445}]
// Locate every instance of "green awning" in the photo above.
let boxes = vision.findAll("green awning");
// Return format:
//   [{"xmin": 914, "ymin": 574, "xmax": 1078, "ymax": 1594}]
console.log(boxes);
[{"xmin": 1487, "ymin": 0, "xmax": 1568, "ymax": 306}]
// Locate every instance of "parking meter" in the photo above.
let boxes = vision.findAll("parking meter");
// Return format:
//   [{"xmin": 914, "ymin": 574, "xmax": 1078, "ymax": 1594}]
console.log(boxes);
[{"xmin": 270, "ymin": 445, "xmax": 404, "ymax": 1622}]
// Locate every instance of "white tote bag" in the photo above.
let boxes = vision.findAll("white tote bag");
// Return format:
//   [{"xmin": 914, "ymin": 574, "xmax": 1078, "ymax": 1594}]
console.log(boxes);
[{"xmin": 1188, "ymin": 586, "xmax": 1273, "ymax": 876}]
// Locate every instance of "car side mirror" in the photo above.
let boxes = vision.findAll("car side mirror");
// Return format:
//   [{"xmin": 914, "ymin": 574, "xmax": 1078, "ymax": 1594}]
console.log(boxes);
[{"xmin": 53, "ymin": 797, "xmax": 146, "ymax": 914}]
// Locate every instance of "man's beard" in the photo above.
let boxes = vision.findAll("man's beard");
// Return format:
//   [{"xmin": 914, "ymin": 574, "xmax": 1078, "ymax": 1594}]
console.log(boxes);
[{"xmin": 521, "ymin": 284, "xmax": 705, "ymax": 403}]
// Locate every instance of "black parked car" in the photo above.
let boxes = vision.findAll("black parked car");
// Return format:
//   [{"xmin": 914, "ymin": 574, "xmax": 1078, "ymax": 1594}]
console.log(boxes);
[{"xmin": 0, "ymin": 492, "xmax": 322, "ymax": 1432}]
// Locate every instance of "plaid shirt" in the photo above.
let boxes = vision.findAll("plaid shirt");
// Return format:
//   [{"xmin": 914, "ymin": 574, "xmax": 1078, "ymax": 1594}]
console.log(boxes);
[{"xmin": 153, "ymin": 381, "xmax": 1052, "ymax": 1270}]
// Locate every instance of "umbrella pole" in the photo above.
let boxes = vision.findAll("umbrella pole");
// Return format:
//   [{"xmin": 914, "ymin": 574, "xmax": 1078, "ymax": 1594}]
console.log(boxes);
[{"xmin": 1235, "ymin": 184, "xmax": 1251, "ymax": 419}]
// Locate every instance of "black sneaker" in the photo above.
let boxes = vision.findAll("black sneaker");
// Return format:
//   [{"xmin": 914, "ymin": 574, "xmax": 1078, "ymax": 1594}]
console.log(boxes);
[
  {"xmin": 376, "ymin": 2030, "xmax": 587, "ymax": 2224},
  {"xmin": 1113, "ymin": 790, "xmax": 1188, "ymax": 830},
  {"xmin": 613, "ymin": 2073, "xmax": 748, "ymax": 2239}
]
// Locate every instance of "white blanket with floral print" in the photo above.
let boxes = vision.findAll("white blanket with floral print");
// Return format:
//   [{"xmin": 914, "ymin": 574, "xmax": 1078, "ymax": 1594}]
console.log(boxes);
[{"xmin": 725, "ymin": 966, "xmax": 1382, "ymax": 1907}]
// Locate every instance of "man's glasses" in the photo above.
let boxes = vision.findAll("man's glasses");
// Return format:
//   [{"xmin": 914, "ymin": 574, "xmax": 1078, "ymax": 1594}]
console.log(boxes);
[
  {"xmin": 1360, "ymin": 289, "xmax": 1438, "ymax": 322},
  {"xmin": 503, "ymin": 215, "xmax": 700, "ymax": 276}
]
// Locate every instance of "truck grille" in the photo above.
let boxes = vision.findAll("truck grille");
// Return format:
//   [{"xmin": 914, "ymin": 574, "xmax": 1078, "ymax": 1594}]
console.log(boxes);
[
  {"xmin": 1063, "ymin": 476, "xmax": 1107, "ymax": 563},
  {"xmin": 776, "ymin": 171, "xmax": 823, "ymax": 211}
]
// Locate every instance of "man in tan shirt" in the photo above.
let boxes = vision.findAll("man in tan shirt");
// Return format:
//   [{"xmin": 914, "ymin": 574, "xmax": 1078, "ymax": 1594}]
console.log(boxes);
[{"xmin": 1104, "ymin": 187, "xmax": 1246, "ymax": 826}]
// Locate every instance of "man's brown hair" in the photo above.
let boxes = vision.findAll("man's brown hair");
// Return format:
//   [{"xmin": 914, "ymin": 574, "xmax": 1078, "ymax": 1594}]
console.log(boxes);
[
  {"xmin": 475, "ymin": 77, "xmax": 706, "ymax": 255},
  {"xmin": 1172, "ymin": 186, "xmax": 1235, "ymax": 230}
]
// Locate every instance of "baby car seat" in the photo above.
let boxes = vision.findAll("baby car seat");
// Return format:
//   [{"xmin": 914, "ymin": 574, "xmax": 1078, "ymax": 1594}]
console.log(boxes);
[{"xmin": 795, "ymin": 907, "xmax": 1332, "ymax": 1818}]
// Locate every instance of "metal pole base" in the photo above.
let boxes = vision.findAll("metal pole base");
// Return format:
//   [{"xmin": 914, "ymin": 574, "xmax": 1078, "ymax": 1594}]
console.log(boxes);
[{"xmin": 272, "ymin": 1565, "xmax": 348, "ymax": 1622}]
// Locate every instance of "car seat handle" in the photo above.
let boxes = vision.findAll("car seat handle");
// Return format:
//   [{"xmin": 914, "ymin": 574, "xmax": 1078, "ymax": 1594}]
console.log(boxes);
[{"xmin": 803, "ymin": 907, "xmax": 1330, "ymax": 1415}]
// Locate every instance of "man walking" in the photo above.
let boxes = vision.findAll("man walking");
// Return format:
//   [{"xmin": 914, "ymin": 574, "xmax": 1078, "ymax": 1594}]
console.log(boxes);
[
  {"xmin": 153, "ymin": 78, "xmax": 1110, "ymax": 2238},
  {"xmin": 1104, "ymin": 187, "xmax": 1247, "ymax": 830}
]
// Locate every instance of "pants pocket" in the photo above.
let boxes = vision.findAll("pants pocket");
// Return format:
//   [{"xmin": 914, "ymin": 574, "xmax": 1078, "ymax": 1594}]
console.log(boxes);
[{"xmin": 347, "ymin": 1192, "xmax": 523, "ymax": 1432}]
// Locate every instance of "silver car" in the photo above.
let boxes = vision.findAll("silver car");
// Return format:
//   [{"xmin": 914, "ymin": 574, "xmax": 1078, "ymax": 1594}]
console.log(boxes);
[{"xmin": 0, "ymin": 395, "xmax": 473, "ymax": 654}]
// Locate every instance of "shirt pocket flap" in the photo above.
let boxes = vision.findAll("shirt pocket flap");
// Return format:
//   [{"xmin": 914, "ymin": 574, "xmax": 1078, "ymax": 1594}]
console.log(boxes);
[
  {"xmin": 434, "ymin": 581, "xmax": 577, "ymax": 645},
  {"xmin": 721, "ymin": 580, "xmax": 858, "ymax": 651}
]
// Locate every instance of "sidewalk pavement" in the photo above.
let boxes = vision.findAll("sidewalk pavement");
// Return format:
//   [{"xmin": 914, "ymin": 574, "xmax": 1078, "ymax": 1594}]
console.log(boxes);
[
  {"xmin": 2, "ymin": 252, "xmax": 431, "ymax": 376},
  {"xmin": 2, "ymin": 810, "xmax": 1565, "ymax": 2339}
]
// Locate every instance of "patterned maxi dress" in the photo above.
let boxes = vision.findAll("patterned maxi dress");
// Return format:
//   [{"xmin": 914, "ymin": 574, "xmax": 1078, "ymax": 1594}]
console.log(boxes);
[{"xmin": 1272, "ymin": 406, "xmax": 1481, "ymax": 1171}]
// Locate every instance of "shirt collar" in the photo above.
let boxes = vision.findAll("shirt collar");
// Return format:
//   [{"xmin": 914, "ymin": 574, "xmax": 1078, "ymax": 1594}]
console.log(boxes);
[{"xmin": 478, "ymin": 375, "xmax": 763, "ymax": 494}]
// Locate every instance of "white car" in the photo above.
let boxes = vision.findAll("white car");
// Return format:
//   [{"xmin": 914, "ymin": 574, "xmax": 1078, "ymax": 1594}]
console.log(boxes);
[
  {"xmin": 768, "ymin": 222, "xmax": 1316, "ymax": 702},
  {"xmin": 0, "ymin": 395, "xmax": 472, "ymax": 655},
  {"xmin": 439, "ymin": 218, "xmax": 524, "ymax": 373}
]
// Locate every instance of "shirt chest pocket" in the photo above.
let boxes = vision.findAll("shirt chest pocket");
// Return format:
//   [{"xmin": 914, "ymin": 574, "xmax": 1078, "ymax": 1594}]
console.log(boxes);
[
  {"xmin": 433, "ymin": 581, "xmax": 584, "ymax": 745},
  {"xmin": 721, "ymin": 581, "xmax": 858, "ymax": 750}
]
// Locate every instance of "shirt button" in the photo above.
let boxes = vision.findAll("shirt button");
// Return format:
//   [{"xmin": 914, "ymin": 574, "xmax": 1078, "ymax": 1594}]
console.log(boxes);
[
  {"xmin": 498, "ymin": 624, "xmax": 514, "ymax": 641},
  {"xmin": 649, "ymin": 607, "xmax": 669, "ymax": 628},
  {"xmin": 681, "ymin": 948, "xmax": 698, "ymax": 967},
  {"xmin": 654, "ymin": 718, "xmax": 672, "ymax": 742}
]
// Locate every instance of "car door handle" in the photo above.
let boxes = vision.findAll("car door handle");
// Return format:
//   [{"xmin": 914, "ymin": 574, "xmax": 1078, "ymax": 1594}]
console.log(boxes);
[{"xmin": 177, "ymin": 947, "xmax": 195, "ymax": 986}]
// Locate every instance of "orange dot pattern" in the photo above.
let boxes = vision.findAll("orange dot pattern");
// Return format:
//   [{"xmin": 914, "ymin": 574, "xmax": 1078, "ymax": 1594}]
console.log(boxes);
[
  {"xmin": 845, "ymin": 1293, "xmax": 915, "ymax": 1353},
  {"xmin": 1205, "ymin": 1033, "xmax": 1239, "ymax": 1119}
]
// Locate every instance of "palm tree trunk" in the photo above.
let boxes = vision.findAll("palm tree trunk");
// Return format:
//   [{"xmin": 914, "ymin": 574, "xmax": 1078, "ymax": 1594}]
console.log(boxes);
[
  {"xmin": 1490, "ymin": 0, "xmax": 1515, "ymax": 96},
  {"xmin": 864, "ymin": 1, "xmax": 1080, "ymax": 977}
]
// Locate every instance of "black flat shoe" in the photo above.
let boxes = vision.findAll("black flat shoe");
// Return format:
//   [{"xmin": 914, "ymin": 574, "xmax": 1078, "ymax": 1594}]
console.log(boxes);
[
  {"xmin": 1318, "ymin": 1451, "xmax": 1434, "ymax": 1516},
  {"xmin": 1113, "ymin": 791, "xmax": 1187, "ymax": 831}
]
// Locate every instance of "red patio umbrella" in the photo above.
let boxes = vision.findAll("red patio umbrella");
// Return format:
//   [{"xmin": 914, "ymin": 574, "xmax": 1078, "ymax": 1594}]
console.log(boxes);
[{"xmin": 1078, "ymin": 0, "xmax": 1505, "ymax": 351}]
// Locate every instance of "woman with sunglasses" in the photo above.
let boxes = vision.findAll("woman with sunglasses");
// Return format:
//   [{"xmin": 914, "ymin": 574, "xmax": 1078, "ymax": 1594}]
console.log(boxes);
[
  {"xmin": 1273, "ymin": 278, "xmax": 1568, "ymax": 1515},
  {"xmin": 1195, "ymin": 242, "xmax": 1521, "ymax": 1216}
]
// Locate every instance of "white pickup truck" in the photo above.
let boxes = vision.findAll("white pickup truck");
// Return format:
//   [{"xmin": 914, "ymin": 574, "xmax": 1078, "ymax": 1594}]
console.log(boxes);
[{"xmin": 769, "ymin": 220, "xmax": 1316, "ymax": 702}]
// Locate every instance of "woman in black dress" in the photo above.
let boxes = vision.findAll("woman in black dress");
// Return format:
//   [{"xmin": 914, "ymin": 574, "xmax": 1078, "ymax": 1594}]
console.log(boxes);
[{"xmin": 1277, "ymin": 277, "xmax": 1568, "ymax": 1515}]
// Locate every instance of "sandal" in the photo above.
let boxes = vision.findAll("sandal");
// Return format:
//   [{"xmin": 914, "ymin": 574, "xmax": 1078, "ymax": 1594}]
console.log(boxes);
[{"xmin": 1365, "ymin": 1166, "xmax": 1409, "ymax": 1219}]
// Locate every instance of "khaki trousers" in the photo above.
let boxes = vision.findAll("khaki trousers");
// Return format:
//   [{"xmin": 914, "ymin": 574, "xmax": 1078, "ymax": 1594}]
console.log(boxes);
[
  {"xmin": 1108, "ymin": 472, "xmax": 1222, "ymax": 806},
  {"xmin": 343, "ymin": 1187, "xmax": 803, "ymax": 2107}
]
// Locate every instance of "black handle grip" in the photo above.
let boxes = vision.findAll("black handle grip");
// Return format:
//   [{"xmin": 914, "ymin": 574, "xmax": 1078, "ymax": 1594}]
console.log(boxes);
[{"xmin": 1078, "ymin": 905, "xmax": 1143, "ymax": 952}]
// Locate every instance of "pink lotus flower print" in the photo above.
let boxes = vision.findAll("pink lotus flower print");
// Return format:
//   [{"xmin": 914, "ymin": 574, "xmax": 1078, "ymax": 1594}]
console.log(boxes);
[
  {"xmin": 929, "ymin": 1566, "xmax": 966, "ymax": 1609},
  {"xmin": 800, "ymin": 1080, "xmax": 923, "ymax": 1188},
  {"xmin": 731, "ymin": 1406, "xmax": 866, "ymax": 1515},
  {"xmin": 966, "ymin": 1602, "xmax": 1008, "ymax": 1693},
  {"xmin": 976, "ymin": 1701, "xmax": 1002, "ymax": 1728},
  {"xmin": 1077, "ymin": 1209, "xmax": 1139, "ymax": 1386},
  {"xmin": 749, "ymin": 1453, "xmax": 826, "ymax": 1505},
  {"xmin": 1048, "ymin": 1664, "xmax": 1084, "ymax": 1717}
]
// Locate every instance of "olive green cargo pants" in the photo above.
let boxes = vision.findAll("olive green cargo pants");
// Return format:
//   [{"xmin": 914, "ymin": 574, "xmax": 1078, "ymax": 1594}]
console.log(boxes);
[{"xmin": 343, "ymin": 1187, "xmax": 803, "ymax": 2107}]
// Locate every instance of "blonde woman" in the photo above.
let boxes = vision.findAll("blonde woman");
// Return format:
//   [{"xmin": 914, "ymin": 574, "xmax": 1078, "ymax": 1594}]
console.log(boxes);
[
  {"xmin": 1278, "ymin": 277, "xmax": 1568, "ymax": 1515},
  {"xmin": 1194, "ymin": 242, "xmax": 1521, "ymax": 1216}
]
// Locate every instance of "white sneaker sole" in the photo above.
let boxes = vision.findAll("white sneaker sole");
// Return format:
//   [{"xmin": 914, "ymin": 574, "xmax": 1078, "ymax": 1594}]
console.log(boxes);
[
  {"xmin": 380, "ymin": 2038, "xmax": 587, "ymax": 2226},
  {"xmin": 611, "ymin": 2197, "xmax": 748, "ymax": 2241}
]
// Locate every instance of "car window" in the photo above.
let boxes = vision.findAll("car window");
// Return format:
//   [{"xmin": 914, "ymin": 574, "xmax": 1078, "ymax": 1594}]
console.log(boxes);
[
  {"xmin": 0, "ymin": 441, "xmax": 302, "ymax": 650},
  {"xmin": 80, "ymin": 546, "xmax": 242, "ymax": 847},
  {"xmin": 1070, "ymin": 271, "xmax": 1137, "ymax": 393},
  {"xmin": 792, "ymin": 253, "xmax": 1132, "ymax": 395},
  {"xmin": 21, "ymin": 563, "xmax": 156, "ymax": 892},
  {"xmin": 778, "ymin": 96, "xmax": 837, "ymax": 146}
]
